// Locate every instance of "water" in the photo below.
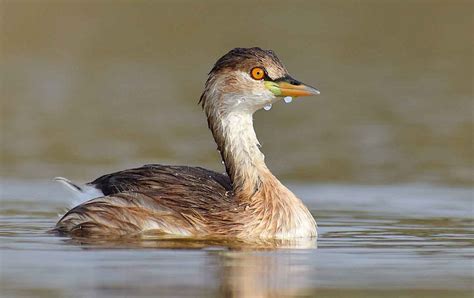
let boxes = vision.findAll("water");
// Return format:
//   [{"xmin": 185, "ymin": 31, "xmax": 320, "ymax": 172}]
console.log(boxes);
[
  {"xmin": 1, "ymin": 1, "xmax": 472, "ymax": 185},
  {"xmin": 263, "ymin": 104, "xmax": 272, "ymax": 111},
  {"xmin": 1, "ymin": 180, "xmax": 472, "ymax": 297},
  {"xmin": 1, "ymin": 1, "xmax": 473, "ymax": 297}
]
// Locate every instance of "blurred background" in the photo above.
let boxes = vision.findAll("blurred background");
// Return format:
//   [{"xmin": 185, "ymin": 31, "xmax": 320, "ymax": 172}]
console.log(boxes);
[{"xmin": 1, "ymin": 0, "xmax": 472, "ymax": 185}]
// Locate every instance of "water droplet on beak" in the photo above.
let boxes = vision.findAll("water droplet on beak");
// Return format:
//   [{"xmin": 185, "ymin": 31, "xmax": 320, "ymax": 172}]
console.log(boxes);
[
  {"xmin": 263, "ymin": 104, "xmax": 272, "ymax": 111},
  {"xmin": 284, "ymin": 96, "xmax": 293, "ymax": 103}
]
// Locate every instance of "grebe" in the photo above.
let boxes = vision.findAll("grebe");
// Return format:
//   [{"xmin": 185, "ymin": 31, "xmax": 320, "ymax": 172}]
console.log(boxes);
[{"xmin": 54, "ymin": 47, "xmax": 320, "ymax": 239}]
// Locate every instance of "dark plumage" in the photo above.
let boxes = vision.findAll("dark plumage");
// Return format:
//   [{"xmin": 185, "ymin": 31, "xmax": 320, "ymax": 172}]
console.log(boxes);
[
  {"xmin": 209, "ymin": 47, "xmax": 284, "ymax": 74},
  {"xmin": 54, "ymin": 165, "xmax": 240, "ymax": 237},
  {"xmin": 91, "ymin": 165, "xmax": 232, "ymax": 196}
]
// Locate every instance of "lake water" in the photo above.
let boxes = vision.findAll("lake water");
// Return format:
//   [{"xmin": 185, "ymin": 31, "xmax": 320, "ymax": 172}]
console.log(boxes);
[
  {"xmin": 1, "ymin": 1, "xmax": 473, "ymax": 297},
  {"xmin": 2, "ymin": 1, "xmax": 472, "ymax": 185},
  {"xmin": 1, "ymin": 180, "xmax": 472, "ymax": 297}
]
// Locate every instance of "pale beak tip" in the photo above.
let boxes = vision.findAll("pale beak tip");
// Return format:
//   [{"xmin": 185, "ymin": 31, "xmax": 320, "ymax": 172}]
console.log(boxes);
[
  {"xmin": 302, "ymin": 83, "xmax": 320, "ymax": 96},
  {"xmin": 307, "ymin": 86, "xmax": 320, "ymax": 95}
]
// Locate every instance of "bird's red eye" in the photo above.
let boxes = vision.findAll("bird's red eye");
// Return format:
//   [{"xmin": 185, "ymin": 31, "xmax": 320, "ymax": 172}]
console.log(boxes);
[{"xmin": 250, "ymin": 67, "xmax": 265, "ymax": 80}]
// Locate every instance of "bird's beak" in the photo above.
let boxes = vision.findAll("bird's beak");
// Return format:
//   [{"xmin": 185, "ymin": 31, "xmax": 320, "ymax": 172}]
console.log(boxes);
[{"xmin": 264, "ymin": 75, "xmax": 320, "ymax": 97}]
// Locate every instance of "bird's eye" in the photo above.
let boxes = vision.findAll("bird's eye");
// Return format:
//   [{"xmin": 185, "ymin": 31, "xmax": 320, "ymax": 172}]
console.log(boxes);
[{"xmin": 250, "ymin": 67, "xmax": 265, "ymax": 80}]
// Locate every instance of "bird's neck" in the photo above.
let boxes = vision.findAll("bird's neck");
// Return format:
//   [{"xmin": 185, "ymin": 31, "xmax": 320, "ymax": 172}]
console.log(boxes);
[
  {"xmin": 204, "ymin": 96, "xmax": 273, "ymax": 199},
  {"xmin": 215, "ymin": 111, "xmax": 270, "ymax": 197},
  {"xmin": 202, "ymin": 91, "xmax": 317, "ymax": 238}
]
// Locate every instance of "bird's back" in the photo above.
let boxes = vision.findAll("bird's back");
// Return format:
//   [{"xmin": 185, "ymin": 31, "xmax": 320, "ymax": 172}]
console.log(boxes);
[{"xmin": 54, "ymin": 165, "xmax": 240, "ymax": 237}]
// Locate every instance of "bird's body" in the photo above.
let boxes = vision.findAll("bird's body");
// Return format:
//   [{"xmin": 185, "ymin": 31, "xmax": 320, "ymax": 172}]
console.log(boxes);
[
  {"xmin": 55, "ymin": 164, "xmax": 316, "ymax": 238},
  {"xmin": 54, "ymin": 47, "xmax": 319, "ymax": 239}
]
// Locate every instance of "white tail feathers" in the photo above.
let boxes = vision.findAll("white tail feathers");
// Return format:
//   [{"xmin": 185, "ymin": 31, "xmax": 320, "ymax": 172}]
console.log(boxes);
[
  {"xmin": 53, "ymin": 177, "xmax": 83, "ymax": 193},
  {"xmin": 54, "ymin": 177, "xmax": 104, "ymax": 205}
]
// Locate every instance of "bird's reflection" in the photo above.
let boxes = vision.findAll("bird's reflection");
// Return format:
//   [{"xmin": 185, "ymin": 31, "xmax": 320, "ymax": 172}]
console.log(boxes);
[
  {"xmin": 217, "ymin": 249, "xmax": 315, "ymax": 297},
  {"xmin": 62, "ymin": 235, "xmax": 316, "ymax": 297},
  {"xmin": 62, "ymin": 233, "xmax": 317, "ymax": 250}
]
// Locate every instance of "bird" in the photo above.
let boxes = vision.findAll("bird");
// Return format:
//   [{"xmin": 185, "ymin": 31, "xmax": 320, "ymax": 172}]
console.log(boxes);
[{"xmin": 53, "ymin": 47, "xmax": 320, "ymax": 240}]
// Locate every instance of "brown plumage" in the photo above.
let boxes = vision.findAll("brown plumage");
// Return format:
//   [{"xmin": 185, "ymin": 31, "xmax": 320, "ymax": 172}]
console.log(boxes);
[{"xmin": 54, "ymin": 47, "xmax": 319, "ymax": 239}]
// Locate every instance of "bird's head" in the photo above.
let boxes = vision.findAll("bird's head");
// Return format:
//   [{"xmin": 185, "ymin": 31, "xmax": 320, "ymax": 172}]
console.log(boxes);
[{"xmin": 200, "ymin": 47, "xmax": 319, "ymax": 114}]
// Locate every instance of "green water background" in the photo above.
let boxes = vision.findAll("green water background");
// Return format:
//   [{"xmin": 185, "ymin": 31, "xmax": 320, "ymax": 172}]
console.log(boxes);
[{"xmin": 2, "ymin": 0, "xmax": 472, "ymax": 185}]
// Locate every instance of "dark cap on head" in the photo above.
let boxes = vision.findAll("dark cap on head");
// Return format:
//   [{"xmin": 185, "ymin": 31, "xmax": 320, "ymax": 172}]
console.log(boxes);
[{"xmin": 209, "ymin": 47, "xmax": 287, "ymax": 78}]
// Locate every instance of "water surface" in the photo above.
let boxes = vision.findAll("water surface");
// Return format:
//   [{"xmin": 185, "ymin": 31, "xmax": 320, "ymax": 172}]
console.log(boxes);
[
  {"xmin": 1, "ymin": 180, "xmax": 472, "ymax": 297},
  {"xmin": 1, "ymin": 1, "xmax": 473, "ymax": 297}
]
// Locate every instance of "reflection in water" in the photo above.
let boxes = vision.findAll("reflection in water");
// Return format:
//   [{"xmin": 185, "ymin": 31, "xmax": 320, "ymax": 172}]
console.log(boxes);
[
  {"xmin": 63, "ymin": 235, "xmax": 317, "ymax": 250},
  {"xmin": 60, "ymin": 236, "xmax": 317, "ymax": 298},
  {"xmin": 218, "ymin": 250, "xmax": 320, "ymax": 298}
]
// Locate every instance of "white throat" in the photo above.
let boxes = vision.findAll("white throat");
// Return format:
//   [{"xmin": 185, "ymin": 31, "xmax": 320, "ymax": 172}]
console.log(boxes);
[
  {"xmin": 202, "ymin": 79, "xmax": 276, "ymax": 195},
  {"xmin": 219, "ymin": 108, "xmax": 268, "ymax": 193}
]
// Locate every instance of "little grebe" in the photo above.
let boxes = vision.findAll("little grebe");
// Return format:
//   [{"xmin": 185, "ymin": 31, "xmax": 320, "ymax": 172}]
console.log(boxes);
[{"xmin": 54, "ymin": 47, "xmax": 320, "ymax": 239}]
